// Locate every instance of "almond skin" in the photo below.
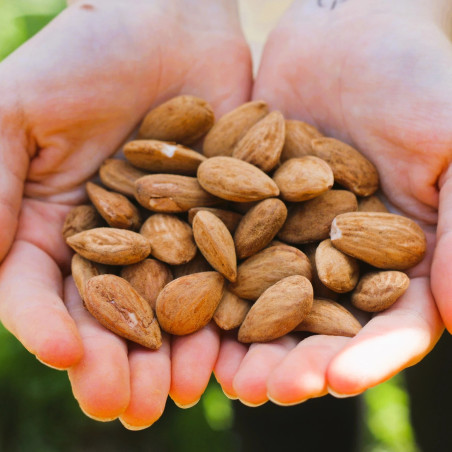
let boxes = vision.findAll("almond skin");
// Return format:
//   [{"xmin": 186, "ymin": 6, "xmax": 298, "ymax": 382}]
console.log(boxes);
[
  {"xmin": 71, "ymin": 254, "xmax": 107, "ymax": 301},
  {"xmin": 351, "ymin": 271, "xmax": 410, "ymax": 312},
  {"xmin": 188, "ymin": 207, "xmax": 242, "ymax": 234},
  {"xmin": 192, "ymin": 211, "xmax": 237, "ymax": 282},
  {"xmin": 171, "ymin": 251, "xmax": 212, "ymax": 279},
  {"xmin": 203, "ymin": 100, "xmax": 269, "ymax": 157},
  {"xmin": 140, "ymin": 214, "xmax": 197, "ymax": 265},
  {"xmin": 330, "ymin": 212, "xmax": 427, "ymax": 269},
  {"xmin": 238, "ymin": 275, "xmax": 313, "ymax": 343},
  {"xmin": 84, "ymin": 274, "xmax": 162, "ymax": 349},
  {"xmin": 232, "ymin": 111, "xmax": 285, "ymax": 172},
  {"xmin": 278, "ymin": 190, "xmax": 358, "ymax": 244},
  {"xmin": 273, "ymin": 156, "xmax": 334, "ymax": 202},
  {"xmin": 197, "ymin": 156, "xmax": 280, "ymax": 202},
  {"xmin": 138, "ymin": 95, "xmax": 214, "ymax": 145},
  {"xmin": 295, "ymin": 298, "xmax": 362, "ymax": 337},
  {"xmin": 156, "ymin": 272, "xmax": 225, "ymax": 335},
  {"xmin": 66, "ymin": 227, "xmax": 151, "ymax": 265},
  {"xmin": 213, "ymin": 290, "xmax": 250, "ymax": 330},
  {"xmin": 280, "ymin": 120, "xmax": 323, "ymax": 162},
  {"xmin": 124, "ymin": 140, "xmax": 205, "ymax": 175},
  {"xmin": 99, "ymin": 159, "xmax": 147, "ymax": 197},
  {"xmin": 358, "ymin": 195, "xmax": 388, "ymax": 213},
  {"xmin": 62, "ymin": 205, "xmax": 104, "ymax": 239},
  {"xmin": 234, "ymin": 198, "xmax": 288, "ymax": 259}
]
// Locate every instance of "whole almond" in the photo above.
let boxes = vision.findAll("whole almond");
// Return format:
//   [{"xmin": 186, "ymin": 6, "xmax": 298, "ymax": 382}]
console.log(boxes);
[
  {"xmin": 229, "ymin": 245, "xmax": 312, "ymax": 300},
  {"xmin": 232, "ymin": 111, "xmax": 285, "ymax": 172},
  {"xmin": 188, "ymin": 207, "xmax": 242, "ymax": 234},
  {"xmin": 238, "ymin": 275, "xmax": 313, "ymax": 343},
  {"xmin": 66, "ymin": 228, "xmax": 151, "ymax": 265},
  {"xmin": 197, "ymin": 156, "xmax": 279, "ymax": 202},
  {"xmin": 234, "ymin": 198, "xmax": 288, "ymax": 259},
  {"xmin": 213, "ymin": 290, "xmax": 250, "ymax": 330},
  {"xmin": 138, "ymin": 95, "xmax": 214, "ymax": 145},
  {"xmin": 140, "ymin": 214, "xmax": 197, "ymax": 265},
  {"xmin": 273, "ymin": 156, "xmax": 334, "ymax": 202},
  {"xmin": 71, "ymin": 253, "xmax": 106, "ymax": 301},
  {"xmin": 84, "ymin": 274, "xmax": 162, "ymax": 349},
  {"xmin": 135, "ymin": 174, "xmax": 219, "ymax": 212},
  {"xmin": 358, "ymin": 195, "xmax": 388, "ymax": 213},
  {"xmin": 352, "ymin": 271, "xmax": 410, "ymax": 312},
  {"xmin": 156, "ymin": 272, "xmax": 225, "ymax": 335},
  {"xmin": 311, "ymin": 137, "xmax": 379, "ymax": 196},
  {"xmin": 316, "ymin": 239, "xmax": 359, "ymax": 293},
  {"xmin": 171, "ymin": 251, "xmax": 212, "ymax": 279},
  {"xmin": 99, "ymin": 159, "xmax": 147, "ymax": 197},
  {"xmin": 192, "ymin": 211, "xmax": 237, "ymax": 282},
  {"xmin": 331, "ymin": 212, "xmax": 427, "ymax": 269},
  {"xmin": 62, "ymin": 205, "xmax": 104, "ymax": 239},
  {"xmin": 121, "ymin": 259, "xmax": 173, "ymax": 310},
  {"xmin": 279, "ymin": 190, "xmax": 358, "ymax": 244},
  {"xmin": 281, "ymin": 120, "xmax": 323, "ymax": 162},
  {"xmin": 295, "ymin": 298, "xmax": 362, "ymax": 337},
  {"xmin": 86, "ymin": 182, "xmax": 141, "ymax": 230},
  {"xmin": 124, "ymin": 140, "xmax": 205, "ymax": 175},
  {"xmin": 203, "ymin": 100, "xmax": 269, "ymax": 157}
]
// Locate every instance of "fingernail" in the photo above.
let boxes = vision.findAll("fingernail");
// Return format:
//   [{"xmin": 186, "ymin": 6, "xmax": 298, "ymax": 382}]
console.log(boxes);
[
  {"xmin": 79, "ymin": 405, "xmax": 118, "ymax": 422},
  {"xmin": 221, "ymin": 388, "xmax": 238, "ymax": 400},
  {"xmin": 119, "ymin": 418, "xmax": 151, "ymax": 431},
  {"xmin": 173, "ymin": 398, "xmax": 200, "ymax": 409},
  {"xmin": 237, "ymin": 398, "xmax": 267, "ymax": 407},
  {"xmin": 267, "ymin": 394, "xmax": 307, "ymax": 406},
  {"xmin": 35, "ymin": 356, "xmax": 67, "ymax": 371},
  {"xmin": 327, "ymin": 387, "xmax": 362, "ymax": 399}
]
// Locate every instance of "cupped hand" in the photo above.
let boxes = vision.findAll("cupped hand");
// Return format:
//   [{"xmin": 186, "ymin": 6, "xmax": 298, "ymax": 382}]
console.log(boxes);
[
  {"xmin": 215, "ymin": 0, "xmax": 448, "ymax": 405},
  {"xmin": 0, "ymin": 0, "xmax": 252, "ymax": 428}
]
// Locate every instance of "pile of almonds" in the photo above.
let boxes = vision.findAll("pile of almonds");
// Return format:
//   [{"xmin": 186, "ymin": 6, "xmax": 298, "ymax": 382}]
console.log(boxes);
[{"xmin": 63, "ymin": 95, "xmax": 427, "ymax": 350}]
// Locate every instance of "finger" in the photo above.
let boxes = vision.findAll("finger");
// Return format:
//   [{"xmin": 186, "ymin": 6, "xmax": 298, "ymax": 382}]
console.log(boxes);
[
  {"xmin": 65, "ymin": 277, "xmax": 130, "ymax": 421},
  {"xmin": 327, "ymin": 277, "xmax": 443, "ymax": 396},
  {"xmin": 213, "ymin": 333, "xmax": 248, "ymax": 399},
  {"xmin": 0, "ymin": 241, "xmax": 83, "ymax": 369},
  {"xmin": 267, "ymin": 335, "xmax": 351, "ymax": 406},
  {"xmin": 233, "ymin": 336, "xmax": 298, "ymax": 407},
  {"xmin": 119, "ymin": 337, "xmax": 171, "ymax": 431},
  {"xmin": 170, "ymin": 323, "xmax": 220, "ymax": 408}
]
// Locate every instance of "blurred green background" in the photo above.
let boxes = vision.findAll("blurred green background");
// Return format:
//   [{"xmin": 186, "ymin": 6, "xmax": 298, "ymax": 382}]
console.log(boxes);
[{"xmin": 0, "ymin": 1, "xmax": 421, "ymax": 451}]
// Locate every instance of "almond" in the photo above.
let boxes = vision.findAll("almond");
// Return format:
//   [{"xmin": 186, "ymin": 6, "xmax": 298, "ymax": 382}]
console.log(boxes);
[
  {"xmin": 138, "ymin": 95, "xmax": 214, "ymax": 145},
  {"xmin": 295, "ymin": 298, "xmax": 362, "ymax": 337},
  {"xmin": 192, "ymin": 211, "xmax": 237, "ymax": 282},
  {"xmin": 171, "ymin": 251, "xmax": 212, "ymax": 279},
  {"xmin": 66, "ymin": 227, "xmax": 151, "ymax": 265},
  {"xmin": 99, "ymin": 159, "xmax": 147, "ymax": 197},
  {"xmin": 351, "ymin": 271, "xmax": 410, "ymax": 312},
  {"xmin": 234, "ymin": 198, "xmax": 288, "ymax": 259},
  {"xmin": 124, "ymin": 140, "xmax": 205, "ymax": 175},
  {"xmin": 280, "ymin": 120, "xmax": 323, "ymax": 162},
  {"xmin": 238, "ymin": 275, "xmax": 313, "ymax": 343},
  {"xmin": 278, "ymin": 190, "xmax": 358, "ymax": 244},
  {"xmin": 213, "ymin": 290, "xmax": 250, "ymax": 330},
  {"xmin": 272, "ymin": 156, "xmax": 334, "ymax": 202},
  {"xmin": 311, "ymin": 137, "xmax": 379, "ymax": 196},
  {"xmin": 358, "ymin": 195, "xmax": 388, "ymax": 213},
  {"xmin": 203, "ymin": 100, "xmax": 269, "ymax": 157},
  {"xmin": 84, "ymin": 274, "xmax": 162, "ymax": 349},
  {"xmin": 156, "ymin": 272, "xmax": 225, "ymax": 335},
  {"xmin": 232, "ymin": 111, "xmax": 285, "ymax": 172},
  {"xmin": 330, "ymin": 212, "xmax": 427, "ymax": 269},
  {"xmin": 135, "ymin": 174, "xmax": 220, "ymax": 212},
  {"xmin": 71, "ymin": 253, "xmax": 106, "ymax": 301},
  {"xmin": 188, "ymin": 207, "xmax": 242, "ymax": 234},
  {"xmin": 62, "ymin": 205, "xmax": 104, "ymax": 239},
  {"xmin": 197, "ymin": 156, "xmax": 280, "ymax": 202},
  {"xmin": 140, "ymin": 214, "xmax": 197, "ymax": 265}
]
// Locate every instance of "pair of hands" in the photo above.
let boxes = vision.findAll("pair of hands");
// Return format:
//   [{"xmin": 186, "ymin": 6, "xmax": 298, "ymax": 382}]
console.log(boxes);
[{"xmin": 0, "ymin": 0, "xmax": 450, "ymax": 429}]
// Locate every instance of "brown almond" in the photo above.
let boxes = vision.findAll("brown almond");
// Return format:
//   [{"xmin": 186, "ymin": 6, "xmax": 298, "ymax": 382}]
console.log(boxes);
[
  {"xmin": 280, "ymin": 120, "xmax": 323, "ymax": 162},
  {"xmin": 358, "ymin": 195, "xmax": 388, "ymax": 213},
  {"xmin": 138, "ymin": 95, "xmax": 214, "ymax": 145},
  {"xmin": 86, "ymin": 182, "xmax": 141, "ymax": 230},
  {"xmin": 229, "ymin": 245, "xmax": 312, "ymax": 300},
  {"xmin": 135, "ymin": 174, "xmax": 220, "ymax": 212},
  {"xmin": 203, "ymin": 100, "xmax": 269, "ymax": 157},
  {"xmin": 99, "ymin": 159, "xmax": 147, "ymax": 197},
  {"xmin": 171, "ymin": 251, "xmax": 212, "ymax": 279},
  {"xmin": 234, "ymin": 198, "xmax": 288, "ymax": 259},
  {"xmin": 124, "ymin": 140, "xmax": 205, "ymax": 175},
  {"xmin": 273, "ymin": 156, "xmax": 334, "ymax": 202},
  {"xmin": 232, "ymin": 111, "xmax": 285, "ymax": 172},
  {"xmin": 188, "ymin": 207, "xmax": 242, "ymax": 234},
  {"xmin": 140, "ymin": 214, "xmax": 197, "ymax": 265},
  {"xmin": 62, "ymin": 205, "xmax": 104, "ymax": 239},
  {"xmin": 311, "ymin": 137, "xmax": 379, "ymax": 196},
  {"xmin": 85, "ymin": 274, "xmax": 162, "ymax": 349},
  {"xmin": 278, "ymin": 190, "xmax": 358, "ymax": 244},
  {"xmin": 213, "ymin": 290, "xmax": 250, "ymax": 330},
  {"xmin": 238, "ymin": 275, "xmax": 313, "ymax": 343},
  {"xmin": 71, "ymin": 254, "xmax": 106, "ymax": 301},
  {"xmin": 295, "ymin": 298, "xmax": 362, "ymax": 337},
  {"xmin": 192, "ymin": 211, "xmax": 237, "ymax": 282},
  {"xmin": 351, "ymin": 271, "xmax": 410, "ymax": 312},
  {"xmin": 66, "ymin": 227, "xmax": 151, "ymax": 265},
  {"xmin": 156, "ymin": 272, "xmax": 225, "ymax": 335},
  {"xmin": 331, "ymin": 212, "xmax": 427, "ymax": 269},
  {"xmin": 121, "ymin": 259, "xmax": 173, "ymax": 310},
  {"xmin": 197, "ymin": 156, "xmax": 280, "ymax": 202}
]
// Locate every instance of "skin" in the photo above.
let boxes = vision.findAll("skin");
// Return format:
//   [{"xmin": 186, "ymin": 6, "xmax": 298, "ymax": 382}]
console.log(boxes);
[{"xmin": 0, "ymin": 0, "xmax": 251, "ymax": 429}]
